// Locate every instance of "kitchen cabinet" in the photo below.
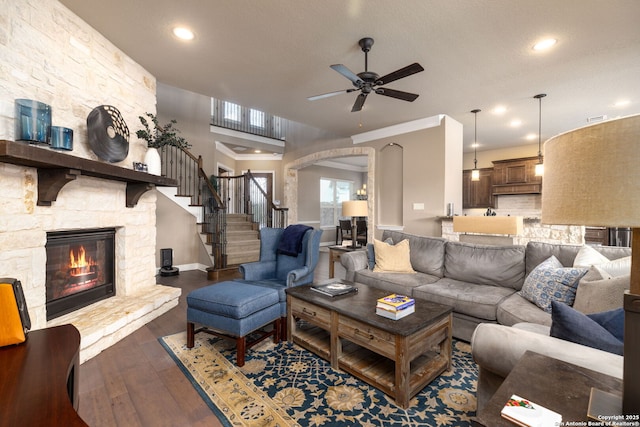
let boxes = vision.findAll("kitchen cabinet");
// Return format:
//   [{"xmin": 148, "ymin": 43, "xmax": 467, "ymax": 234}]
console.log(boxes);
[
  {"xmin": 492, "ymin": 156, "xmax": 542, "ymax": 195},
  {"xmin": 463, "ymin": 168, "xmax": 494, "ymax": 209}
]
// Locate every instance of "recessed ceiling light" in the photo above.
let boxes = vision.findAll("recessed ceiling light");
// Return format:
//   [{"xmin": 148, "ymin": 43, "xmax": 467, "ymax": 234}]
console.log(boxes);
[
  {"xmin": 615, "ymin": 100, "xmax": 631, "ymax": 107},
  {"xmin": 492, "ymin": 106, "xmax": 507, "ymax": 115},
  {"xmin": 510, "ymin": 119, "xmax": 522, "ymax": 127},
  {"xmin": 255, "ymin": 150, "xmax": 262, "ymax": 154},
  {"xmin": 525, "ymin": 133, "xmax": 537, "ymax": 141},
  {"xmin": 533, "ymin": 38, "xmax": 557, "ymax": 51},
  {"xmin": 173, "ymin": 27, "xmax": 194, "ymax": 41}
]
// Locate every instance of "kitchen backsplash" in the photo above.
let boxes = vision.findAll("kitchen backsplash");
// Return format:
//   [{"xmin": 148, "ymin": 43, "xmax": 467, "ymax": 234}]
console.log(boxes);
[{"xmin": 464, "ymin": 194, "xmax": 541, "ymax": 218}]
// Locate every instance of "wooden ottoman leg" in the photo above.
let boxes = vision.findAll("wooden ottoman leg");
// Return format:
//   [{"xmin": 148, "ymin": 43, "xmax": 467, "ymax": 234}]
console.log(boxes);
[
  {"xmin": 236, "ymin": 336, "xmax": 246, "ymax": 367},
  {"xmin": 280, "ymin": 316, "xmax": 287, "ymax": 340},
  {"xmin": 273, "ymin": 318, "xmax": 281, "ymax": 343},
  {"xmin": 187, "ymin": 322, "xmax": 195, "ymax": 348}
]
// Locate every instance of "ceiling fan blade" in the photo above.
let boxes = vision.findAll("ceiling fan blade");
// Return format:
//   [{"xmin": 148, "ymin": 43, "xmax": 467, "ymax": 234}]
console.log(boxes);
[
  {"xmin": 307, "ymin": 89, "xmax": 355, "ymax": 101},
  {"xmin": 330, "ymin": 64, "xmax": 364, "ymax": 85},
  {"xmin": 377, "ymin": 62, "xmax": 424, "ymax": 86},
  {"xmin": 351, "ymin": 93, "xmax": 368, "ymax": 112},
  {"xmin": 375, "ymin": 88, "xmax": 419, "ymax": 102}
]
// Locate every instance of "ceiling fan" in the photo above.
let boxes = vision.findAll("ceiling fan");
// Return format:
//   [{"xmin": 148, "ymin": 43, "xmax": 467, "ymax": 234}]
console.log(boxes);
[{"xmin": 308, "ymin": 37, "xmax": 424, "ymax": 112}]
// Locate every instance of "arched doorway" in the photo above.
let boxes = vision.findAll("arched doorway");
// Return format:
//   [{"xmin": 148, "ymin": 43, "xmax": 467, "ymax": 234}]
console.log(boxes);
[{"xmin": 284, "ymin": 146, "xmax": 376, "ymax": 243}]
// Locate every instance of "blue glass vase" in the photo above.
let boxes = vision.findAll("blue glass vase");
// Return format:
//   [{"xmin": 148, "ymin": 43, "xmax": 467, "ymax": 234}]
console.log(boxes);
[
  {"xmin": 15, "ymin": 99, "xmax": 52, "ymax": 144},
  {"xmin": 49, "ymin": 126, "xmax": 73, "ymax": 151}
]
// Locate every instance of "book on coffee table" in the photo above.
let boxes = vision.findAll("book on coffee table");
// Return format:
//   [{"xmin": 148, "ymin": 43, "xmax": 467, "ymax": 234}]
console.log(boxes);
[
  {"xmin": 376, "ymin": 304, "xmax": 415, "ymax": 320},
  {"xmin": 500, "ymin": 395, "xmax": 562, "ymax": 427},
  {"xmin": 376, "ymin": 294, "xmax": 415, "ymax": 311},
  {"xmin": 311, "ymin": 282, "xmax": 357, "ymax": 297}
]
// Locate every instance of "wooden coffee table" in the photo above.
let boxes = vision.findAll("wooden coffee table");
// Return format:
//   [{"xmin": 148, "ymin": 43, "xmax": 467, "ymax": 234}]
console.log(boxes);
[{"xmin": 285, "ymin": 282, "xmax": 453, "ymax": 408}]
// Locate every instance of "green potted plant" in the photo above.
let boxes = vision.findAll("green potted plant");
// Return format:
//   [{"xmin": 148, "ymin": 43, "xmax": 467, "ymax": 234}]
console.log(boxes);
[
  {"xmin": 136, "ymin": 113, "xmax": 191, "ymax": 149},
  {"xmin": 136, "ymin": 113, "xmax": 191, "ymax": 175}
]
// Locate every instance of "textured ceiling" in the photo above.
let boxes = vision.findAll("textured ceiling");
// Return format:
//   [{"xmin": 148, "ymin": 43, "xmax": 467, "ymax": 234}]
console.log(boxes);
[{"xmin": 59, "ymin": 0, "xmax": 640, "ymax": 153}]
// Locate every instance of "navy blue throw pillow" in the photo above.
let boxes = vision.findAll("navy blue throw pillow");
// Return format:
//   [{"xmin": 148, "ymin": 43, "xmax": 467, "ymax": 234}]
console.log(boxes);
[
  {"xmin": 588, "ymin": 308, "xmax": 624, "ymax": 342},
  {"xmin": 550, "ymin": 301, "xmax": 623, "ymax": 355}
]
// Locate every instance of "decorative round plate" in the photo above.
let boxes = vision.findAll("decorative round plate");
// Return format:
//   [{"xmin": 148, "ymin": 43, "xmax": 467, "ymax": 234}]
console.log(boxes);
[{"xmin": 86, "ymin": 105, "xmax": 129, "ymax": 162}]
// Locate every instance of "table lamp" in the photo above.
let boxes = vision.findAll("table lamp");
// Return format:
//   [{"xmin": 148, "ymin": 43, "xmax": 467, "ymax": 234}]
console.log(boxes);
[
  {"xmin": 342, "ymin": 200, "xmax": 368, "ymax": 249},
  {"xmin": 542, "ymin": 113, "xmax": 640, "ymax": 414}
]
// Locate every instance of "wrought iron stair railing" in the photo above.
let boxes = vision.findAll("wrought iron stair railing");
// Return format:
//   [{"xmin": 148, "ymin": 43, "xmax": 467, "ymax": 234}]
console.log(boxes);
[{"xmin": 157, "ymin": 145, "xmax": 287, "ymax": 271}]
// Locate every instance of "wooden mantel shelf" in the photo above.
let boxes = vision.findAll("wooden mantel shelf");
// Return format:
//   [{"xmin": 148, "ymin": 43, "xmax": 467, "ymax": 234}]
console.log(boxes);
[{"xmin": 0, "ymin": 140, "xmax": 177, "ymax": 207}]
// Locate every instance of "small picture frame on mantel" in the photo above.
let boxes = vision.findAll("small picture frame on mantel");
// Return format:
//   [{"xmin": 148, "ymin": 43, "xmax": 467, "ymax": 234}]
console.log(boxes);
[{"xmin": 133, "ymin": 162, "xmax": 148, "ymax": 172}]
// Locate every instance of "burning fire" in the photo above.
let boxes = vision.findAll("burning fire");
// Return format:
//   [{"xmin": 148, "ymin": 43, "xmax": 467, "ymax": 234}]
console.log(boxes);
[{"xmin": 69, "ymin": 246, "xmax": 97, "ymax": 276}]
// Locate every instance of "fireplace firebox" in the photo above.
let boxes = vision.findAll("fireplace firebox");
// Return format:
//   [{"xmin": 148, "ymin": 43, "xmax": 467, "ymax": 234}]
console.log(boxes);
[{"xmin": 46, "ymin": 228, "xmax": 115, "ymax": 320}]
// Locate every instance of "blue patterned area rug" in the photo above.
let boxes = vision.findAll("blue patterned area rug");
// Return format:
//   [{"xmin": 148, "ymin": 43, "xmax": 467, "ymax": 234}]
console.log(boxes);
[{"xmin": 160, "ymin": 331, "xmax": 477, "ymax": 426}]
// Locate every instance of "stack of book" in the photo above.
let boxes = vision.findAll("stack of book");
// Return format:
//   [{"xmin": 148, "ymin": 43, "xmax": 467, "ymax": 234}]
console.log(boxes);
[{"xmin": 376, "ymin": 294, "xmax": 415, "ymax": 320}]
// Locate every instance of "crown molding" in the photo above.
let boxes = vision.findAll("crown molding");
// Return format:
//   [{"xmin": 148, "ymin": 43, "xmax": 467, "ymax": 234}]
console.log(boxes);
[{"xmin": 350, "ymin": 114, "xmax": 444, "ymax": 144}]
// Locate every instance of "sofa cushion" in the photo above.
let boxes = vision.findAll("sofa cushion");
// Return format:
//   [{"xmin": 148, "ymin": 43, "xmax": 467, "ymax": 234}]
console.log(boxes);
[
  {"xmin": 496, "ymin": 293, "xmax": 552, "ymax": 326},
  {"xmin": 443, "ymin": 241, "xmax": 526, "ymax": 290},
  {"xmin": 382, "ymin": 230, "xmax": 446, "ymax": 277},
  {"xmin": 573, "ymin": 245, "xmax": 631, "ymax": 277},
  {"xmin": 519, "ymin": 256, "xmax": 587, "ymax": 313},
  {"xmin": 413, "ymin": 278, "xmax": 515, "ymax": 321},
  {"xmin": 372, "ymin": 239, "xmax": 415, "ymax": 273},
  {"xmin": 525, "ymin": 241, "xmax": 631, "ymax": 276},
  {"xmin": 354, "ymin": 269, "xmax": 439, "ymax": 296},
  {"xmin": 573, "ymin": 266, "xmax": 630, "ymax": 314},
  {"xmin": 550, "ymin": 301, "xmax": 623, "ymax": 355}
]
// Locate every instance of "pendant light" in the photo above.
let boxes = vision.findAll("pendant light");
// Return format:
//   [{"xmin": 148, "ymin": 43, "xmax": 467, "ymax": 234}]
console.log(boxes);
[
  {"xmin": 534, "ymin": 94, "xmax": 546, "ymax": 176},
  {"xmin": 471, "ymin": 109, "xmax": 481, "ymax": 181}
]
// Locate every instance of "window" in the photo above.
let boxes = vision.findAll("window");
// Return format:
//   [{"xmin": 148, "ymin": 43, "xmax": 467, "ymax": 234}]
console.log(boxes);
[
  {"xmin": 249, "ymin": 109, "xmax": 265, "ymax": 128},
  {"xmin": 224, "ymin": 101, "xmax": 241, "ymax": 122},
  {"xmin": 320, "ymin": 178, "xmax": 353, "ymax": 227}
]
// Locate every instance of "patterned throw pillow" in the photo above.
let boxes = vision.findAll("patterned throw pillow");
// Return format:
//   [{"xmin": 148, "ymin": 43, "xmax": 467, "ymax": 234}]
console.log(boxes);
[{"xmin": 518, "ymin": 256, "xmax": 587, "ymax": 313}]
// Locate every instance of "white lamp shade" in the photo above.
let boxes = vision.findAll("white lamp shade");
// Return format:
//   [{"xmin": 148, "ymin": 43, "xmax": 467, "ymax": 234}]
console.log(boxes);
[
  {"xmin": 471, "ymin": 169, "xmax": 480, "ymax": 181},
  {"xmin": 541, "ymin": 114, "xmax": 640, "ymax": 227},
  {"xmin": 342, "ymin": 200, "xmax": 368, "ymax": 217}
]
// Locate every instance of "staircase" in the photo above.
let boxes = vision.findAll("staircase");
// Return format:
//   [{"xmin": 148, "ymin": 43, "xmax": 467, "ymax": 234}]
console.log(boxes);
[
  {"xmin": 225, "ymin": 214, "xmax": 260, "ymax": 265},
  {"xmin": 155, "ymin": 145, "xmax": 287, "ymax": 274}
]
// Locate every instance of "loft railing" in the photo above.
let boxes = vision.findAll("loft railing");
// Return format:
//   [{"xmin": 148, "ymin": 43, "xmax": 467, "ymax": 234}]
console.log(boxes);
[
  {"xmin": 211, "ymin": 98, "xmax": 287, "ymax": 141},
  {"xmin": 157, "ymin": 146, "xmax": 287, "ymax": 270}
]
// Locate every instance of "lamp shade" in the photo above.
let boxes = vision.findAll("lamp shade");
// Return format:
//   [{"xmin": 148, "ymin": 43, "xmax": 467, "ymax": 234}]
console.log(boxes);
[
  {"xmin": 541, "ymin": 114, "xmax": 640, "ymax": 228},
  {"xmin": 342, "ymin": 200, "xmax": 368, "ymax": 217}
]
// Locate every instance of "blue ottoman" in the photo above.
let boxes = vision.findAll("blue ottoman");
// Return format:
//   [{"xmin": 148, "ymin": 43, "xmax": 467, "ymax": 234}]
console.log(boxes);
[{"xmin": 186, "ymin": 281, "xmax": 281, "ymax": 366}]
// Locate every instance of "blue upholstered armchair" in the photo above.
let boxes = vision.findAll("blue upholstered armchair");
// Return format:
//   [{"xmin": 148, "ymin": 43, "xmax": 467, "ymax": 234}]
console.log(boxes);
[{"xmin": 238, "ymin": 227, "xmax": 323, "ymax": 320}]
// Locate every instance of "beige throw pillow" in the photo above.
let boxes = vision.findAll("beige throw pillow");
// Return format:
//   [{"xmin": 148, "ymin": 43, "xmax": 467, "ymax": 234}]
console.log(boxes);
[
  {"xmin": 573, "ymin": 265, "xmax": 630, "ymax": 314},
  {"xmin": 573, "ymin": 245, "xmax": 631, "ymax": 277},
  {"xmin": 373, "ymin": 238, "xmax": 415, "ymax": 273}
]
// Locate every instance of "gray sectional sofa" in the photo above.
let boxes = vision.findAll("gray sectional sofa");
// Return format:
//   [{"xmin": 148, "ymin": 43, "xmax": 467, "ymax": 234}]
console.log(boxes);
[{"xmin": 339, "ymin": 230, "xmax": 631, "ymax": 341}]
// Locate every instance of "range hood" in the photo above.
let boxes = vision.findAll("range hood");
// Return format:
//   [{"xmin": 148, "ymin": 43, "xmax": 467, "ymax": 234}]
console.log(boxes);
[{"xmin": 492, "ymin": 157, "xmax": 542, "ymax": 195}]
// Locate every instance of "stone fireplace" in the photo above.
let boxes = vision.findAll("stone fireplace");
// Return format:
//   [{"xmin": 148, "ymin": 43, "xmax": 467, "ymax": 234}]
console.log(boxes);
[
  {"xmin": 1, "ymin": 0, "xmax": 181, "ymax": 362},
  {"xmin": 0, "ymin": 162, "xmax": 181, "ymax": 363}
]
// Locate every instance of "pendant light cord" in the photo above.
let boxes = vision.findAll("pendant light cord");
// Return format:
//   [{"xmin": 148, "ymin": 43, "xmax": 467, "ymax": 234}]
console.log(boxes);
[
  {"xmin": 534, "ymin": 94, "xmax": 546, "ymax": 160},
  {"xmin": 471, "ymin": 109, "xmax": 481, "ymax": 169}
]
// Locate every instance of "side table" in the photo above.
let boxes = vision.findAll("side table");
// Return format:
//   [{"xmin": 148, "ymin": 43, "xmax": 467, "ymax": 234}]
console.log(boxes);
[
  {"xmin": 328, "ymin": 245, "xmax": 365, "ymax": 278},
  {"xmin": 473, "ymin": 350, "xmax": 622, "ymax": 426},
  {"xmin": 0, "ymin": 324, "xmax": 87, "ymax": 427}
]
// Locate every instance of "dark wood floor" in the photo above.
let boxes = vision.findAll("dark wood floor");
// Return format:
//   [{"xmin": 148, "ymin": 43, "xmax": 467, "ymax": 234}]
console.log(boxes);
[{"xmin": 77, "ymin": 249, "xmax": 340, "ymax": 427}]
